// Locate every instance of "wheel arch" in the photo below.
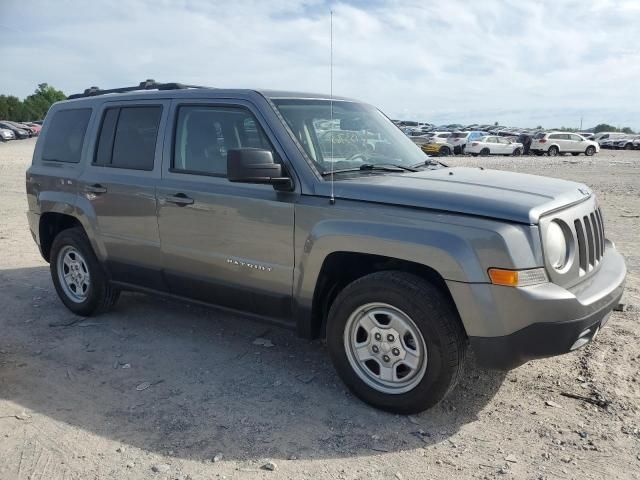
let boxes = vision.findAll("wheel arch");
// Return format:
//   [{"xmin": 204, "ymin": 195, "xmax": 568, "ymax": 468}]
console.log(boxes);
[
  {"xmin": 309, "ymin": 252, "xmax": 459, "ymax": 340},
  {"xmin": 39, "ymin": 212, "xmax": 84, "ymax": 262}
]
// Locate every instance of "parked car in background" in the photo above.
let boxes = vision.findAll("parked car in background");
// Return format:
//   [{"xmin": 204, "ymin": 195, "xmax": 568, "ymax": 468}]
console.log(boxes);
[
  {"xmin": 420, "ymin": 132, "xmax": 452, "ymax": 156},
  {"xmin": 0, "ymin": 127, "xmax": 16, "ymax": 142},
  {"xmin": 599, "ymin": 138, "xmax": 617, "ymax": 149},
  {"xmin": 2, "ymin": 120, "xmax": 36, "ymax": 137},
  {"xmin": 592, "ymin": 132, "xmax": 625, "ymax": 145},
  {"xmin": 0, "ymin": 121, "xmax": 30, "ymax": 139},
  {"xmin": 634, "ymin": 138, "xmax": 640, "ymax": 150},
  {"xmin": 446, "ymin": 131, "xmax": 485, "ymax": 154},
  {"xmin": 24, "ymin": 122, "xmax": 42, "ymax": 135},
  {"xmin": 530, "ymin": 132, "xmax": 599, "ymax": 156},
  {"xmin": 466, "ymin": 136, "xmax": 523, "ymax": 156},
  {"xmin": 614, "ymin": 136, "xmax": 640, "ymax": 150}
]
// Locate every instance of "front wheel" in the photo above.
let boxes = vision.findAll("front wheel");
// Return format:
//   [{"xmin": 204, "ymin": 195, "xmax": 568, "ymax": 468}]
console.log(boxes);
[
  {"xmin": 585, "ymin": 146, "xmax": 596, "ymax": 156},
  {"xmin": 326, "ymin": 271, "xmax": 467, "ymax": 414},
  {"xmin": 439, "ymin": 146, "xmax": 451, "ymax": 157},
  {"xmin": 50, "ymin": 227, "xmax": 120, "ymax": 316},
  {"xmin": 512, "ymin": 148, "xmax": 522, "ymax": 156}
]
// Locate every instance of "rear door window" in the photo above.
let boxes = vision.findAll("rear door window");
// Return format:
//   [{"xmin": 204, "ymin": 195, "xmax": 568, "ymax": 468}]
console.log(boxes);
[
  {"xmin": 42, "ymin": 108, "xmax": 92, "ymax": 163},
  {"xmin": 94, "ymin": 106, "xmax": 162, "ymax": 170}
]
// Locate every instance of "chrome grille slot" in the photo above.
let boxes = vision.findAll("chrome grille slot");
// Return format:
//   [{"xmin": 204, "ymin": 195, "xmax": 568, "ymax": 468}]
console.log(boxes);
[
  {"xmin": 574, "ymin": 219, "xmax": 587, "ymax": 272},
  {"xmin": 583, "ymin": 215, "xmax": 595, "ymax": 268},
  {"xmin": 596, "ymin": 208, "xmax": 605, "ymax": 255},
  {"xmin": 590, "ymin": 212, "xmax": 601, "ymax": 260}
]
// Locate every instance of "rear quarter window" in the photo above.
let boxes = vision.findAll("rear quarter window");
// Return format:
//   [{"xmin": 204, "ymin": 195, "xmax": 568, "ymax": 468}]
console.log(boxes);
[{"xmin": 42, "ymin": 108, "xmax": 92, "ymax": 163}]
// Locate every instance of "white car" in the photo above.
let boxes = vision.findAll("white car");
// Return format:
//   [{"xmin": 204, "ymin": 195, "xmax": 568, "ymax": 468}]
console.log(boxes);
[
  {"xmin": 446, "ymin": 131, "xmax": 486, "ymax": 154},
  {"xmin": 0, "ymin": 128, "xmax": 16, "ymax": 142},
  {"xmin": 530, "ymin": 132, "xmax": 599, "ymax": 156},
  {"xmin": 466, "ymin": 136, "xmax": 523, "ymax": 156}
]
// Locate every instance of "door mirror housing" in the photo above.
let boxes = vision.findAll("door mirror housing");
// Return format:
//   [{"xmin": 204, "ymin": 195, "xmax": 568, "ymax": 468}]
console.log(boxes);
[{"xmin": 227, "ymin": 148, "xmax": 292, "ymax": 189}]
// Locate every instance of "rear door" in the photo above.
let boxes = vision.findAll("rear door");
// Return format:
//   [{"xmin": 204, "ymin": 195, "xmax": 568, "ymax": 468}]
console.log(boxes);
[
  {"xmin": 78, "ymin": 100, "xmax": 169, "ymax": 290},
  {"xmin": 156, "ymin": 99, "xmax": 297, "ymax": 321},
  {"xmin": 569, "ymin": 134, "xmax": 586, "ymax": 152},
  {"xmin": 486, "ymin": 136, "xmax": 498, "ymax": 153}
]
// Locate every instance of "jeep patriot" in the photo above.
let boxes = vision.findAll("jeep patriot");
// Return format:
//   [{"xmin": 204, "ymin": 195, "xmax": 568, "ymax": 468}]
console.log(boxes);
[{"xmin": 26, "ymin": 80, "xmax": 626, "ymax": 413}]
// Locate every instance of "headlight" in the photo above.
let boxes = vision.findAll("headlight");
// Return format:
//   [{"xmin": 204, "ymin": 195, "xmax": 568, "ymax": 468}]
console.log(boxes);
[{"xmin": 545, "ymin": 220, "xmax": 571, "ymax": 271}]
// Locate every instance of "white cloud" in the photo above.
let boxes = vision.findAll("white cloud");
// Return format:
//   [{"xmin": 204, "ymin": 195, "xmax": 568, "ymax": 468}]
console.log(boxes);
[{"xmin": 1, "ymin": 0, "xmax": 639, "ymax": 129}]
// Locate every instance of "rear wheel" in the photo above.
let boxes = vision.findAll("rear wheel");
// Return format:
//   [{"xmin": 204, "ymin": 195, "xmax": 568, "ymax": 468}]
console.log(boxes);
[
  {"xmin": 547, "ymin": 146, "xmax": 559, "ymax": 156},
  {"xmin": 480, "ymin": 148, "xmax": 490, "ymax": 156},
  {"xmin": 50, "ymin": 227, "xmax": 120, "ymax": 316},
  {"xmin": 326, "ymin": 271, "xmax": 467, "ymax": 414},
  {"xmin": 439, "ymin": 146, "xmax": 451, "ymax": 157},
  {"xmin": 585, "ymin": 146, "xmax": 596, "ymax": 156}
]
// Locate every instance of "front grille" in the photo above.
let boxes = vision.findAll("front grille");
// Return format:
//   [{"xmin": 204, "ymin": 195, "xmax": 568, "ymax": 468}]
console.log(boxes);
[{"xmin": 573, "ymin": 207, "xmax": 605, "ymax": 275}]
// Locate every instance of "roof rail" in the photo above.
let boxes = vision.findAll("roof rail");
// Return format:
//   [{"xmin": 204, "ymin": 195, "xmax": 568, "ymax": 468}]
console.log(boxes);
[{"xmin": 67, "ymin": 79, "xmax": 209, "ymax": 99}]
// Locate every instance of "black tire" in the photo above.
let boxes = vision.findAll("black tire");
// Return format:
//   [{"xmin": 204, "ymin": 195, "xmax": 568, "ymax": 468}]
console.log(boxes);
[
  {"xmin": 326, "ymin": 271, "xmax": 467, "ymax": 414},
  {"xmin": 50, "ymin": 227, "xmax": 120, "ymax": 316},
  {"xmin": 512, "ymin": 148, "xmax": 522, "ymax": 156},
  {"xmin": 624, "ymin": 143, "xmax": 633, "ymax": 150},
  {"xmin": 471, "ymin": 153, "xmax": 478, "ymax": 157},
  {"xmin": 547, "ymin": 146, "xmax": 559, "ymax": 156},
  {"xmin": 571, "ymin": 153, "xmax": 579, "ymax": 156},
  {"xmin": 439, "ymin": 146, "xmax": 451, "ymax": 157},
  {"xmin": 585, "ymin": 146, "xmax": 596, "ymax": 156},
  {"xmin": 480, "ymin": 148, "xmax": 490, "ymax": 156}
]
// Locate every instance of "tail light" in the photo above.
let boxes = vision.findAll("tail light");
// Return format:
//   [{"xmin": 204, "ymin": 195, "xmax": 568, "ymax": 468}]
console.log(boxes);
[
  {"xmin": 538, "ymin": 139, "xmax": 547, "ymax": 143},
  {"xmin": 471, "ymin": 142, "xmax": 479, "ymax": 146}
]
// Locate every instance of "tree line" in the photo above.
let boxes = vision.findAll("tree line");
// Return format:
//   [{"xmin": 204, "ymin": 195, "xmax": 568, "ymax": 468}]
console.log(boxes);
[{"xmin": 0, "ymin": 84, "xmax": 66, "ymax": 122}]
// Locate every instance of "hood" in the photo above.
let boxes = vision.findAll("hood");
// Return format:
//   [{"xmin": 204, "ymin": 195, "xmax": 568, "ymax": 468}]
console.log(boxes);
[{"xmin": 315, "ymin": 167, "xmax": 591, "ymax": 224}]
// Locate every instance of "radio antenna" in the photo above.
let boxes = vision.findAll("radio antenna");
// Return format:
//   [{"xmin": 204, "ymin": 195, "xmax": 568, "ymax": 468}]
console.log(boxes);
[{"xmin": 329, "ymin": 10, "xmax": 336, "ymax": 205}]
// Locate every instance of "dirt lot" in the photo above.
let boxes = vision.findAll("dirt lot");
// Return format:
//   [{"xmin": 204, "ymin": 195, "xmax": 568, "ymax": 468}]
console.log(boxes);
[{"xmin": 0, "ymin": 138, "xmax": 638, "ymax": 480}]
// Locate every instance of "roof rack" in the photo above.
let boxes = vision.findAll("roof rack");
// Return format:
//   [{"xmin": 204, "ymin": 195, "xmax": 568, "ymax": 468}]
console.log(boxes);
[{"xmin": 67, "ymin": 79, "xmax": 208, "ymax": 99}]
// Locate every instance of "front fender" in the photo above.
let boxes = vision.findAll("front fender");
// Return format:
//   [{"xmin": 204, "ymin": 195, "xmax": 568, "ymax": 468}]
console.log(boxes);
[{"xmin": 293, "ymin": 201, "xmax": 543, "ymax": 337}]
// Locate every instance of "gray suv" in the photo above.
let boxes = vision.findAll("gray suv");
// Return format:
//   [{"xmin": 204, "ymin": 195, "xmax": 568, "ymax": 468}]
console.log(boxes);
[{"xmin": 26, "ymin": 81, "xmax": 626, "ymax": 413}]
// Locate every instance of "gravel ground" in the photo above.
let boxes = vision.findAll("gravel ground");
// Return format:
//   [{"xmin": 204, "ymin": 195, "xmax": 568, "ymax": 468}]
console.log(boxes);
[{"xmin": 0, "ymin": 138, "xmax": 638, "ymax": 480}]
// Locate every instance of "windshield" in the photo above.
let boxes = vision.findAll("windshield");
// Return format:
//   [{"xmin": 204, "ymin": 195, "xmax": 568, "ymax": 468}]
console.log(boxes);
[{"xmin": 272, "ymin": 99, "xmax": 428, "ymax": 176}]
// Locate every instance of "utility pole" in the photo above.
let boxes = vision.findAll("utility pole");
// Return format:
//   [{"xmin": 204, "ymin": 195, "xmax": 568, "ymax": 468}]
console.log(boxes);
[{"xmin": 580, "ymin": 116, "xmax": 583, "ymax": 131}]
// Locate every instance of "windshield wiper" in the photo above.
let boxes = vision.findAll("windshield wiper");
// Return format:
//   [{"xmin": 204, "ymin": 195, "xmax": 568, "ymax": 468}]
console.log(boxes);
[
  {"xmin": 410, "ymin": 158, "xmax": 449, "ymax": 169},
  {"xmin": 320, "ymin": 163, "xmax": 418, "ymax": 177}
]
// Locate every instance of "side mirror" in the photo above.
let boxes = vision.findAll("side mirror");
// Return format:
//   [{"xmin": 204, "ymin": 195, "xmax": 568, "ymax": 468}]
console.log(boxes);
[{"xmin": 227, "ymin": 148, "xmax": 292, "ymax": 189}]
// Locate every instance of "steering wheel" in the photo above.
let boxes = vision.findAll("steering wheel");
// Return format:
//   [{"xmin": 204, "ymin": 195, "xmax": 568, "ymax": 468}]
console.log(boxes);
[{"xmin": 345, "ymin": 152, "xmax": 370, "ymax": 163}]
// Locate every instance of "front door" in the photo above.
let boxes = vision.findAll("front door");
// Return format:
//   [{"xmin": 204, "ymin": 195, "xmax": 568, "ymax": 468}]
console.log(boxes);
[
  {"xmin": 78, "ymin": 100, "xmax": 169, "ymax": 290},
  {"xmin": 156, "ymin": 99, "xmax": 297, "ymax": 321}
]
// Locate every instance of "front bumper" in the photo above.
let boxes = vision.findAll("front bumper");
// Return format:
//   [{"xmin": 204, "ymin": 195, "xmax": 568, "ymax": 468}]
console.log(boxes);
[{"xmin": 448, "ymin": 244, "xmax": 626, "ymax": 369}]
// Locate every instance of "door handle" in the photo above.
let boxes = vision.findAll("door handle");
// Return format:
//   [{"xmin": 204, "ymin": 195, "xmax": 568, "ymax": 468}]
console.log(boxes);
[
  {"xmin": 165, "ymin": 193, "xmax": 194, "ymax": 206},
  {"xmin": 85, "ymin": 184, "xmax": 107, "ymax": 194}
]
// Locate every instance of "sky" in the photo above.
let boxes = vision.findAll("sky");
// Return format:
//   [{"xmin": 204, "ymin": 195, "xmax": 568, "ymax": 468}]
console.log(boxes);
[{"xmin": 1, "ymin": 0, "xmax": 639, "ymax": 129}]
